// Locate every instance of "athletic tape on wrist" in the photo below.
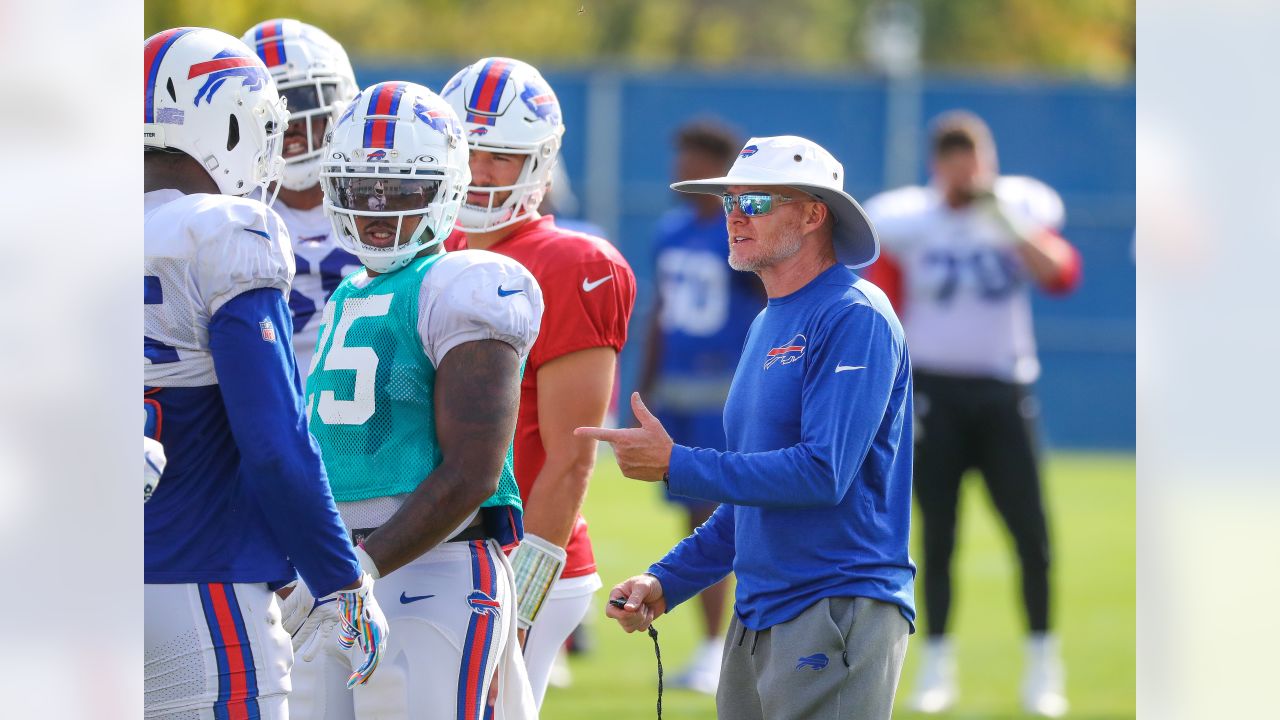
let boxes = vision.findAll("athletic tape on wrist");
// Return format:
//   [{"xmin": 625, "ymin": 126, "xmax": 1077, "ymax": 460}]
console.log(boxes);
[{"xmin": 510, "ymin": 533, "xmax": 566, "ymax": 629}]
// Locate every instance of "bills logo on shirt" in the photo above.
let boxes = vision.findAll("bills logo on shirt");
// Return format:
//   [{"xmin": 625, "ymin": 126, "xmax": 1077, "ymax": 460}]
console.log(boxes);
[
  {"xmin": 764, "ymin": 333, "xmax": 806, "ymax": 369},
  {"xmin": 740, "ymin": 144, "xmax": 759, "ymax": 158},
  {"xmin": 259, "ymin": 319, "xmax": 277, "ymax": 343},
  {"xmin": 467, "ymin": 590, "xmax": 501, "ymax": 618}
]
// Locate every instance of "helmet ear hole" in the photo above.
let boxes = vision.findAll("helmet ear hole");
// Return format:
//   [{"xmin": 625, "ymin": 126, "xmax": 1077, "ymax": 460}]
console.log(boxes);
[
  {"xmin": 166, "ymin": 77, "xmax": 177, "ymax": 102},
  {"xmin": 227, "ymin": 115, "xmax": 240, "ymax": 152}
]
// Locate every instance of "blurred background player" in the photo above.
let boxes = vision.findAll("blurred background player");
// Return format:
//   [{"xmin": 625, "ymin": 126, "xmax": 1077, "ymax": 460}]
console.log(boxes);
[
  {"xmin": 241, "ymin": 18, "xmax": 362, "ymax": 379},
  {"xmin": 143, "ymin": 27, "xmax": 386, "ymax": 719},
  {"xmin": 635, "ymin": 117, "xmax": 763, "ymax": 694},
  {"xmin": 442, "ymin": 57, "xmax": 637, "ymax": 708},
  {"xmin": 297, "ymin": 80, "xmax": 539, "ymax": 719},
  {"xmin": 863, "ymin": 110, "xmax": 1082, "ymax": 717}
]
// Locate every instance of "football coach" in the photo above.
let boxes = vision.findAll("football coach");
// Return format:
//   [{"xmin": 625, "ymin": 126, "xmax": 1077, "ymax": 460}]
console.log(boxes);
[{"xmin": 577, "ymin": 135, "xmax": 916, "ymax": 720}]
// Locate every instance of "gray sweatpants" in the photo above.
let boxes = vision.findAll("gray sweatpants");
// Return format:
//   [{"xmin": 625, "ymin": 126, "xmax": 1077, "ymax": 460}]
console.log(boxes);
[{"xmin": 716, "ymin": 597, "xmax": 909, "ymax": 720}]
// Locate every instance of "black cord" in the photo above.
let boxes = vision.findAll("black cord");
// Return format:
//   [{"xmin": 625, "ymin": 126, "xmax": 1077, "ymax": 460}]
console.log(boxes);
[{"xmin": 648, "ymin": 624, "xmax": 663, "ymax": 719}]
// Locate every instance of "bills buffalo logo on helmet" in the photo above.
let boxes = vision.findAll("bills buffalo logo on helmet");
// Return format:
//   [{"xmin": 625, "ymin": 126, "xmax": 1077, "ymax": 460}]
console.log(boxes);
[
  {"xmin": 467, "ymin": 590, "xmax": 501, "ymax": 617},
  {"xmin": 190, "ymin": 48, "xmax": 270, "ymax": 107},
  {"xmin": 337, "ymin": 95, "xmax": 360, "ymax": 128},
  {"xmin": 469, "ymin": 127, "xmax": 488, "ymax": 136},
  {"xmin": 740, "ymin": 144, "xmax": 759, "ymax": 158},
  {"xmin": 518, "ymin": 79, "xmax": 561, "ymax": 125},
  {"xmin": 764, "ymin": 334, "xmax": 806, "ymax": 369},
  {"xmin": 413, "ymin": 100, "xmax": 459, "ymax": 139},
  {"xmin": 366, "ymin": 149, "xmax": 387, "ymax": 161}
]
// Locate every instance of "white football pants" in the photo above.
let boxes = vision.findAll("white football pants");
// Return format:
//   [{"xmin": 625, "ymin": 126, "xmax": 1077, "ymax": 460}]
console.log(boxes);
[
  {"xmin": 144, "ymin": 582, "xmax": 292, "ymax": 719},
  {"xmin": 521, "ymin": 573, "xmax": 601, "ymax": 707},
  {"xmin": 290, "ymin": 539, "xmax": 536, "ymax": 720}
]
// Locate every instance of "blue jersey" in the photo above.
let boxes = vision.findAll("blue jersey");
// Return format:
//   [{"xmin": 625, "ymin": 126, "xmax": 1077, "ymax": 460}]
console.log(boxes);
[
  {"xmin": 652, "ymin": 208, "xmax": 762, "ymax": 425},
  {"xmin": 144, "ymin": 190, "xmax": 359, "ymax": 596},
  {"xmin": 649, "ymin": 264, "xmax": 916, "ymax": 631}
]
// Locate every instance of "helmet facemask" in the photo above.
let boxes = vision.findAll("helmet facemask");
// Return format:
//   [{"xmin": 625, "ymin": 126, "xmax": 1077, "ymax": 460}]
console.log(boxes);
[
  {"xmin": 323, "ymin": 157, "xmax": 470, "ymax": 275},
  {"xmin": 457, "ymin": 140, "xmax": 559, "ymax": 233},
  {"xmin": 278, "ymin": 77, "xmax": 346, "ymax": 191}
]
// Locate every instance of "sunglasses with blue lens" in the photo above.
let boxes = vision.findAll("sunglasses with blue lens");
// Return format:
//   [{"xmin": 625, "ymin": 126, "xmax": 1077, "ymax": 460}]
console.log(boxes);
[{"xmin": 720, "ymin": 192, "xmax": 797, "ymax": 217}]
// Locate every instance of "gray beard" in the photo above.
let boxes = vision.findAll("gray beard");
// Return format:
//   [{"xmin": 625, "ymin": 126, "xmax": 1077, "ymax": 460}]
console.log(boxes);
[{"xmin": 728, "ymin": 226, "xmax": 805, "ymax": 272}]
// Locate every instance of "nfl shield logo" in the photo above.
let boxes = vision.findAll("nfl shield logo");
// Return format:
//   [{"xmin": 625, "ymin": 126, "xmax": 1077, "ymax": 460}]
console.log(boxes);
[{"xmin": 259, "ymin": 319, "xmax": 277, "ymax": 343}]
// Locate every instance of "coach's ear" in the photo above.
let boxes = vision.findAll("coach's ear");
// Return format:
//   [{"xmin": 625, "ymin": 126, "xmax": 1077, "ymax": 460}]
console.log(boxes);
[{"xmin": 801, "ymin": 200, "xmax": 831, "ymax": 236}]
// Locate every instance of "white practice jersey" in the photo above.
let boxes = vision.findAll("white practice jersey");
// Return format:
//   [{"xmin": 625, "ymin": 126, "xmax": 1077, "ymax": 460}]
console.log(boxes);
[
  {"xmin": 271, "ymin": 201, "xmax": 362, "ymax": 380},
  {"xmin": 865, "ymin": 176, "xmax": 1065, "ymax": 384},
  {"xmin": 144, "ymin": 190, "xmax": 293, "ymax": 387}
]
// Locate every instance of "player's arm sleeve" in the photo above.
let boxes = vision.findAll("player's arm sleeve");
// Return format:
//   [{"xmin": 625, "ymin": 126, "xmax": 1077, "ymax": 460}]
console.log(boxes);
[
  {"xmin": 418, "ymin": 253, "xmax": 544, "ymax": 365},
  {"xmin": 529, "ymin": 256, "xmax": 637, "ymax": 369},
  {"xmin": 666, "ymin": 305, "xmax": 902, "ymax": 508},
  {"xmin": 1000, "ymin": 177, "xmax": 1081, "ymax": 294},
  {"xmin": 646, "ymin": 503, "xmax": 736, "ymax": 611},
  {"xmin": 207, "ymin": 284, "xmax": 358, "ymax": 596}
]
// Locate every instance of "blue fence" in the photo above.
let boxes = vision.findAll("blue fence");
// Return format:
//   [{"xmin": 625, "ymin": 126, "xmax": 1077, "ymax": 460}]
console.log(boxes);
[{"xmin": 361, "ymin": 63, "xmax": 1135, "ymax": 449}]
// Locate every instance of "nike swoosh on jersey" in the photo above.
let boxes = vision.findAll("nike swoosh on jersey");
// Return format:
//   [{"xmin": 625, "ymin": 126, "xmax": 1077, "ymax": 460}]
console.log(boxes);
[
  {"xmin": 497, "ymin": 286, "xmax": 525, "ymax": 297},
  {"xmin": 835, "ymin": 365, "xmax": 866, "ymax": 373},
  {"xmin": 399, "ymin": 592, "xmax": 436, "ymax": 604},
  {"xmin": 582, "ymin": 275, "xmax": 613, "ymax": 292}
]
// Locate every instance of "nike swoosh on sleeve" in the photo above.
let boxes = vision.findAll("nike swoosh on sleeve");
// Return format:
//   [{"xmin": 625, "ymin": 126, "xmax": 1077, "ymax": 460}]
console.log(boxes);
[
  {"xmin": 834, "ymin": 365, "xmax": 866, "ymax": 373},
  {"xmin": 582, "ymin": 275, "xmax": 613, "ymax": 292}
]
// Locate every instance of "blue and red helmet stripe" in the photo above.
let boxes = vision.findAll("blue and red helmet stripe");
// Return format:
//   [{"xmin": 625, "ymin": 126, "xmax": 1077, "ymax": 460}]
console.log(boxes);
[
  {"xmin": 254, "ymin": 21, "xmax": 288, "ymax": 68},
  {"xmin": 466, "ymin": 59, "xmax": 513, "ymax": 117},
  {"xmin": 143, "ymin": 27, "xmax": 196, "ymax": 123},
  {"xmin": 363, "ymin": 82, "xmax": 407, "ymax": 149}
]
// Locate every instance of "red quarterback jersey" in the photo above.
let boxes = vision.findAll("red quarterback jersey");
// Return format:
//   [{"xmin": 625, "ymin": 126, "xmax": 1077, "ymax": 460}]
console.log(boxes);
[{"xmin": 447, "ymin": 215, "xmax": 636, "ymax": 578}]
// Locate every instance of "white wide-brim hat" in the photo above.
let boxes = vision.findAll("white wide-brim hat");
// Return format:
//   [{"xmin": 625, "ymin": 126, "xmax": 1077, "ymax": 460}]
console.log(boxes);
[{"xmin": 671, "ymin": 135, "xmax": 879, "ymax": 268}]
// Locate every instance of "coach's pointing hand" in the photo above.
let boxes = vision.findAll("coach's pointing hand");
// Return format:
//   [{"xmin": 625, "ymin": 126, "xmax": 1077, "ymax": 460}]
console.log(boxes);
[{"xmin": 575, "ymin": 392, "xmax": 673, "ymax": 482}]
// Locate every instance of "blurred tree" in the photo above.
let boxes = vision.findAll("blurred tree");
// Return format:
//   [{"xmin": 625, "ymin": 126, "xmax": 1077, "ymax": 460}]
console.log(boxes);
[{"xmin": 145, "ymin": 0, "xmax": 1133, "ymax": 78}]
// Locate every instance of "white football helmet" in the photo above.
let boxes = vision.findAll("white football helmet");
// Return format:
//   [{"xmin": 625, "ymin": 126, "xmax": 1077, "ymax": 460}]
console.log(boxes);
[
  {"xmin": 440, "ymin": 58, "xmax": 565, "ymax": 233},
  {"xmin": 240, "ymin": 19, "xmax": 358, "ymax": 192},
  {"xmin": 144, "ymin": 27, "xmax": 287, "ymax": 198},
  {"xmin": 321, "ymin": 82, "xmax": 470, "ymax": 275}
]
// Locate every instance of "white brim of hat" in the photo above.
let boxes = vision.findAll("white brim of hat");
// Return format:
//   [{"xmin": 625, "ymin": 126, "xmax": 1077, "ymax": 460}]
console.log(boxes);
[{"xmin": 671, "ymin": 176, "xmax": 880, "ymax": 269}]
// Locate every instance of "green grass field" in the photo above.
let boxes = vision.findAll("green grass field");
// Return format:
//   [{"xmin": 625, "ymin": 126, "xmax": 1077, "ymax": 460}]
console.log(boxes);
[{"xmin": 540, "ymin": 452, "xmax": 1135, "ymax": 719}]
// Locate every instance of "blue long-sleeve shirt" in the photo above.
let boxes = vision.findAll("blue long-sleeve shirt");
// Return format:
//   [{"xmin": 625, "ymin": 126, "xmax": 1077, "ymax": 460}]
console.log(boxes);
[
  {"xmin": 649, "ymin": 264, "xmax": 916, "ymax": 631},
  {"xmin": 144, "ymin": 287, "xmax": 359, "ymax": 596}
]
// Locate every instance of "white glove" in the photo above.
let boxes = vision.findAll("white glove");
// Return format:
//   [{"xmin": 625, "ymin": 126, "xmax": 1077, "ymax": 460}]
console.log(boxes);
[
  {"xmin": 143, "ymin": 436, "xmax": 166, "ymax": 503},
  {"xmin": 277, "ymin": 580, "xmax": 343, "ymax": 662},
  {"xmin": 277, "ymin": 581, "xmax": 313, "ymax": 637},
  {"xmin": 973, "ymin": 188, "xmax": 1039, "ymax": 245},
  {"xmin": 333, "ymin": 573, "xmax": 389, "ymax": 688}
]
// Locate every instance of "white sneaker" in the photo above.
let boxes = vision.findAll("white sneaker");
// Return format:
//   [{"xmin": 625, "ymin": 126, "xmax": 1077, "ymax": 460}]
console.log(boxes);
[
  {"xmin": 1022, "ymin": 634, "xmax": 1068, "ymax": 718},
  {"xmin": 910, "ymin": 637, "xmax": 957, "ymax": 714},
  {"xmin": 670, "ymin": 637, "xmax": 724, "ymax": 695},
  {"xmin": 547, "ymin": 647, "xmax": 572, "ymax": 689}
]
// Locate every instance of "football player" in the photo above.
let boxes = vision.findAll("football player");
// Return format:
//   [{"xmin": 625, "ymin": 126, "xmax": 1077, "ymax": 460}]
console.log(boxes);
[
  {"xmin": 441, "ymin": 57, "xmax": 637, "ymax": 707},
  {"xmin": 863, "ymin": 110, "xmax": 1081, "ymax": 717},
  {"xmin": 240, "ymin": 19, "xmax": 363, "ymax": 380},
  {"xmin": 293, "ymin": 81, "xmax": 540, "ymax": 720},
  {"xmin": 143, "ymin": 27, "xmax": 386, "ymax": 719}
]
